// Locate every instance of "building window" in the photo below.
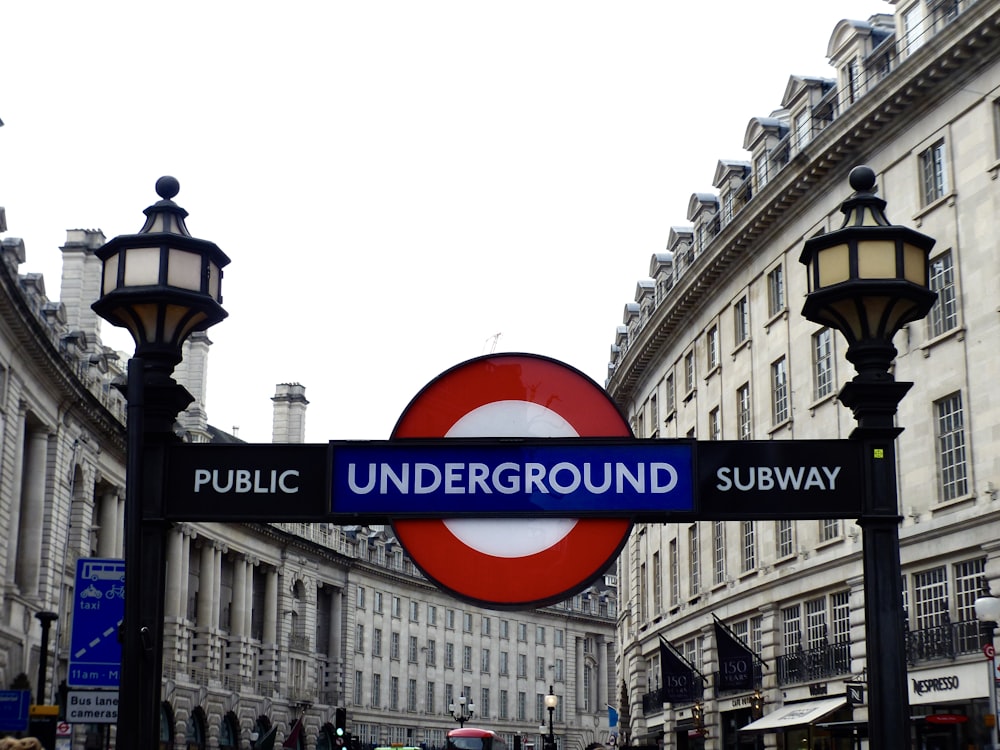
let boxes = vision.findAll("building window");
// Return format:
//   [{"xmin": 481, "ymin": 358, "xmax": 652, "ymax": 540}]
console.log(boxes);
[
  {"xmin": 928, "ymin": 251, "xmax": 958, "ymax": 337},
  {"xmin": 913, "ymin": 566, "xmax": 948, "ymax": 631},
  {"xmin": 755, "ymin": 153, "xmax": 769, "ymax": 191},
  {"xmin": 517, "ymin": 654, "xmax": 527, "ymax": 678},
  {"xmin": 445, "ymin": 643, "xmax": 454, "ymax": 669},
  {"xmin": 354, "ymin": 671, "xmax": 364, "ymax": 705},
  {"xmin": 499, "ymin": 689, "xmax": 509, "ymax": 720},
  {"xmin": 427, "ymin": 640, "xmax": 437, "ymax": 666},
  {"xmin": 535, "ymin": 656, "xmax": 545, "ymax": 679},
  {"xmin": 517, "ymin": 692, "xmax": 526, "ymax": 721},
  {"xmin": 482, "ymin": 616, "xmax": 491, "ymax": 636},
  {"xmin": 653, "ymin": 551, "xmax": 663, "ymax": 611},
  {"xmin": 446, "ymin": 609, "xmax": 455, "ymax": 629},
  {"xmin": 741, "ymin": 521, "xmax": 756, "ymax": 573},
  {"xmin": 936, "ymin": 392, "xmax": 968, "ymax": 501},
  {"xmin": 500, "ymin": 619, "xmax": 509, "ymax": 639},
  {"xmin": 734, "ymin": 296, "xmax": 749, "ymax": 344},
  {"xmin": 427, "ymin": 682, "xmax": 436, "ymax": 714},
  {"xmin": 390, "ymin": 632, "xmax": 400, "ymax": 660},
  {"xmin": 372, "ymin": 674, "xmax": 381, "ymax": 708},
  {"xmin": 771, "ymin": 357, "xmax": 789, "ymax": 425},
  {"xmin": 920, "ymin": 140, "xmax": 947, "ymax": 205},
  {"xmin": 737, "ymin": 383, "xmax": 752, "ymax": 440},
  {"xmin": 831, "ymin": 591, "xmax": 851, "ymax": 643},
  {"xmin": 390, "ymin": 677, "xmax": 399, "ymax": 711},
  {"xmin": 805, "ymin": 598, "xmax": 827, "ymax": 650},
  {"xmin": 481, "ymin": 648, "xmax": 491, "ymax": 673},
  {"xmin": 555, "ymin": 658, "xmax": 564, "ymax": 681},
  {"xmin": 639, "ymin": 562, "xmax": 647, "ymax": 621},
  {"xmin": 373, "ymin": 591, "xmax": 382, "ymax": 613},
  {"xmin": 813, "ymin": 328, "xmax": 834, "ymax": 399},
  {"xmin": 391, "ymin": 596, "xmax": 401, "ymax": 618},
  {"xmin": 684, "ymin": 351, "xmax": 695, "ymax": 395},
  {"xmin": 407, "ymin": 679, "xmax": 417, "ymax": 712},
  {"xmin": 499, "ymin": 651, "xmax": 509, "ymax": 675},
  {"xmin": 955, "ymin": 558, "xmax": 987, "ymax": 623},
  {"xmin": 518, "ymin": 622, "xmax": 527, "ymax": 642},
  {"xmin": 767, "ymin": 265, "xmax": 785, "ymax": 317},
  {"xmin": 844, "ymin": 57, "xmax": 860, "ymax": 104},
  {"xmin": 650, "ymin": 394, "xmax": 659, "ymax": 435},
  {"xmin": 428, "ymin": 605, "xmax": 437, "ymax": 626},
  {"xmin": 688, "ymin": 524, "xmax": 700, "ymax": 596},
  {"xmin": 794, "ymin": 109, "xmax": 811, "ymax": 152},
  {"xmin": 372, "ymin": 628, "xmax": 382, "ymax": 657},
  {"xmin": 777, "ymin": 520, "xmax": 794, "ymax": 558},
  {"xmin": 820, "ymin": 519, "xmax": 840, "ymax": 542},
  {"xmin": 707, "ymin": 327, "xmax": 719, "ymax": 371},
  {"xmin": 463, "ymin": 612, "xmax": 473, "ymax": 633},
  {"xmin": 713, "ymin": 521, "xmax": 726, "ymax": 586},
  {"xmin": 356, "ymin": 585, "xmax": 366, "ymax": 609},
  {"xmin": 480, "ymin": 689, "xmax": 490, "ymax": 721},
  {"xmin": 355, "ymin": 624, "xmax": 364, "ymax": 653},
  {"xmin": 536, "ymin": 626, "xmax": 545, "ymax": 645},
  {"xmin": 708, "ymin": 407, "xmax": 721, "ymax": 441},
  {"xmin": 665, "ymin": 373, "xmax": 676, "ymax": 416},
  {"xmin": 408, "ymin": 635, "xmax": 419, "ymax": 663},
  {"xmin": 555, "ymin": 629, "xmax": 564, "ymax": 648},
  {"xmin": 462, "ymin": 645, "xmax": 472, "ymax": 671},
  {"xmin": 667, "ymin": 543, "xmax": 678, "ymax": 606},
  {"xmin": 782, "ymin": 605, "xmax": 802, "ymax": 651},
  {"xmin": 409, "ymin": 601, "xmax": 419, "ymax": 623},
  {"xmin": 903, "ymin": 3, "xmax": 925, "ymax": 56}
]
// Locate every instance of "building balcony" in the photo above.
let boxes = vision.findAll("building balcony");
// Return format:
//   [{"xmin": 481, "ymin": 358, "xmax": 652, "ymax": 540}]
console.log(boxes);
[
  {"xmin": 905, "ymin": 617, "xmax": 984, "ymax": 665},
  {"xmin": 776, "ymin": 642, "xmax": 851, "ymax": 687}
]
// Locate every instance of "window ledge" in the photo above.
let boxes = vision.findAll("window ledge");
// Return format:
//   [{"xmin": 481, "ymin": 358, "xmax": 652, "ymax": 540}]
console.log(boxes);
[
  {"xmin": 764, "ymin": 309, "xmax": 788, "ymax": 332},
  {"xmin": 683, "ymin": 389, "xmax": 697, "ymax": 404},
  {"xmin": 808, "ymin": 392, "xmax": 838, "ymax": 414},
  {"xmin": 931, "ymin": 493, "xmax": 975, "ymax": 514},
  {"xmin": 704, "ymin": 365, "xmax": 721, "ymax": 381},
  {"xmin": 920, "ymin": 325, "xmax": 965, "ymax": 355},
  {"xmin": 989, "ymin": 160, "xmax": 1000, "ymax": 179},
  {"xmin": 913, "ymin": 191, "xmax": 956, "ymax": 226},
  {"xmin": 768, "ymin": 418, "xmax": 793, "ymax": 436},
  {"xmin": 731, "ymin": 338, "xmax": 752, "ymax": 359}
]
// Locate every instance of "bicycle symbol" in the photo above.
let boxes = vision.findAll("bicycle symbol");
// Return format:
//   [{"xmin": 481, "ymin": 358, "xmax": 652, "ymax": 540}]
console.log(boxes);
[{"xmin": 105, "ymin": 584, "xmax": 125, "ymax": 600}]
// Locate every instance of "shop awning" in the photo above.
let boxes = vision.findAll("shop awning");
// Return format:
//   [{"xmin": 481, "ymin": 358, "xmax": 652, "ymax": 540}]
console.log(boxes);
[{"xmin": 739, "ymin": 697, "xmax": 847, "ymax": 732}]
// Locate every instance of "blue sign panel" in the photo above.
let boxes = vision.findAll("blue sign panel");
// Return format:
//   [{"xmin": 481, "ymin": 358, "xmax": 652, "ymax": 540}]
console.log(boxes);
[
  {"xmin": 331, "ymin": 440, "xmax": 695, "ymax": 516},
  {"xmin": 69, "ymin": 558, "xmax": 125, "ymax": 688},
  {"xmin": 0, "ymin": 690, "xmax": 30, "ymax": 732}
]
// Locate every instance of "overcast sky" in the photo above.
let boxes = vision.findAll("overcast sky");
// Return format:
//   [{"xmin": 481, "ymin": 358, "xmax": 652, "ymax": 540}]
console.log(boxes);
[{"xmin": 3, "ymin": 1, "xmax": 886, "ymax": 442}]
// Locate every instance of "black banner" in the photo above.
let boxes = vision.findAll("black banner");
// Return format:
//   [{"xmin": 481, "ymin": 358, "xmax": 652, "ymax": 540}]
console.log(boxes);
[
  {"xmin": 660, "ymin": 640, "xmax": 696, "ymax": 704},
  {"xmin": 714, "ymin": 621, "xmax": 754, "ymax": 692}
]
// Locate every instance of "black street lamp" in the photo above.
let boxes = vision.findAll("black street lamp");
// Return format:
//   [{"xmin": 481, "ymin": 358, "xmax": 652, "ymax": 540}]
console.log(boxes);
[
  {"xmin": 799, "ymin": 166, "xmax": 937, "ymax": 750},
  {"xmin": 544, "ymin": 686, "xmax": 558, "ymax": 750},
  {"xmin": 449, "ymin": 694, "xmax": 475, "ymax": 727},
  {"xmin": 93, "ymin": 177, "xmax": 229, "ymax": 750}
]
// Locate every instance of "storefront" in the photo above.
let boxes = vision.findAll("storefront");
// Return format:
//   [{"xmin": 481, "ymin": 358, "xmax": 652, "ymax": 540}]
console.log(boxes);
[
  {"xmin": 738, "ymin": 696, "xmax": 854, "ymax": 749},
  {"xmin": 909, "ymin": 661, "xmax": 993, "ymax": 749},
  {"xmin": 719, "ymin": 694, "xmax": 763, "ymax": 750}
]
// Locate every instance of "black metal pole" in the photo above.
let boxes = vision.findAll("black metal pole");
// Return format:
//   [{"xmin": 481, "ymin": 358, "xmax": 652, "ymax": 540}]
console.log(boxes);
[
  {"xmin": 35, "ymin": 611, "xmax": 58, "ymax": 705},
  {"xmin": 839, "ymin": 379, "xmax": 913, "ymax": 750},
  {"xmin": 118, "ymin": 357, "xmax": 146, "ymax": 748}
]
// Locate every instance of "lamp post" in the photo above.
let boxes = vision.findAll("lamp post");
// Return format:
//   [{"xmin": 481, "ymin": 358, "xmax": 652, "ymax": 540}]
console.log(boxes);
[
  {"xmin": 799, "ymin": 166, "xmax": 937, "ymax": 750},
  {"xmin": 449, "ymin": 694, "xmax": 475, "ymax": 728},
  {"xmin": 544, "ymin": 686, "xmax": 558, "ymax": 750},
  {"xmin": 34, "ymin": 611, "xmax": 58, "ymax": 705},
  {"xmin": 975, "ymin": 596, "xmax": 1000, "ymax": 750},
  {"xmin": 92, "ymin": 177, "xmax": 229, "ymax": 750}
]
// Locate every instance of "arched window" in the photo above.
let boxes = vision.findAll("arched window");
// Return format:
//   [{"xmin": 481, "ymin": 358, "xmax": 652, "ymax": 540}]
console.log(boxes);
[
  {"xmin": 219, "ymin": 711, "xmax": 241, "ymax": 750},
  {"xmin": 186, "ymin": 707, "xmax": 207, "ymax": 750},
  {"xmin": 160, "ymin": 702, "xmax": 175, "ymax": 750}
]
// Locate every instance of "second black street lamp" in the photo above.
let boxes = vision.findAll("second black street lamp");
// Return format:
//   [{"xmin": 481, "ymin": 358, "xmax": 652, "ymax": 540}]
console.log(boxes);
[
  {"xmin": 544, "ymin": 686, "xmax": 558, "ymax": 750},
  {"xmin": 799, "ymin": 165, "xmax": 936, "ymax": 750},
  {"xmin": 93, "ymin": 177, "xmax": 230, "ymax": 750},
  {"xmin": 449, "ymin": 694, "xmax": 475, "ymax": 728}
]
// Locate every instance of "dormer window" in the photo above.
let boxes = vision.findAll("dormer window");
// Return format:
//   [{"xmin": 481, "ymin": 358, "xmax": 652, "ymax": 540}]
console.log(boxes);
[
  {"xmin": 755, "ymin": 153, "xmax": 769, "ymax": 190},
  {"xmin": 794, "ymin": 110, "xmax": 812, "ymax": 151}
]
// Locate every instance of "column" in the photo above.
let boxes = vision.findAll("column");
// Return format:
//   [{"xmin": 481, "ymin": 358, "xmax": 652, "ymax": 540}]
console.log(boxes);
[
  {"xmin": 97, "ymin": 487, "xmax": 120, "ymax": 558},
  {"xmin": 263, "ymin": 566, "xmax": 278, "ymax": 644},
  {"xmin": 165, "ymin": 527, "xmax": 184, "ymax": 618},
  {"xmin": 18, "ymin": 428, "xmax": 49, "ymax": 593},
  {"xmin": 197, "ymin": 541, "xmax": 216, "ymax": 629},
  {"xmin": 232, "ymin": 554, "xmax": 247, "ymax": 638},
  {"xmin": 4, "ymin": 409, "xmax": 27, "ymax": 584},
  {"xmin": 597, "ymin": 637, "xmax": 608, "ymax": 715}
]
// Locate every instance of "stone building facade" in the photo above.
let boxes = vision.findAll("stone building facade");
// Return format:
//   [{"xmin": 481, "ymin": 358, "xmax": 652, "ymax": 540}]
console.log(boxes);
[
  {"xmin": 607, "ymin": 2, "xmax": 1000, "ymax": 749},
  {"xmin": 0, "ymin": 216, "xmax": 617, "ymax": 748}
]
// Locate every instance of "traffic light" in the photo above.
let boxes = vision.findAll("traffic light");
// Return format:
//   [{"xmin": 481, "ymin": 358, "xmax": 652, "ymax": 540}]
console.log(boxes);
[{"xmin": 335, "ymin": 708, "xmax": 347, "ymax": 748}]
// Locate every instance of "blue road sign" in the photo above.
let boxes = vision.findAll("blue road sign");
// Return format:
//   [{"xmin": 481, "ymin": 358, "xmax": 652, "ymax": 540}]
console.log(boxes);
[
  {"xmin": 330, "ymin": 440, "xmax": 696, "ymax": 516},
  {"xmin": 0, "ymin": 690, "xmax": 30, "ymax": 732},
  {"xmin": 69, "ymin": 558, "xmax": 125, "ymax": 688}
]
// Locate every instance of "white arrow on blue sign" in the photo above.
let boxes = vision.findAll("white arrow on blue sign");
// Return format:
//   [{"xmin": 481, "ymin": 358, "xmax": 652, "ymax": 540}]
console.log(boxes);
[{"xmin": 68, "ymin": 558, "xmax": 125, "ymax": 688}]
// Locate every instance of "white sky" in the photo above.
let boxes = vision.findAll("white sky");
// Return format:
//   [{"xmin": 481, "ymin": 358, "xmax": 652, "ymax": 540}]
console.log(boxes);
[{"xmin": 3, "ymin": 1, "xmax": 887, "ymax": 443}]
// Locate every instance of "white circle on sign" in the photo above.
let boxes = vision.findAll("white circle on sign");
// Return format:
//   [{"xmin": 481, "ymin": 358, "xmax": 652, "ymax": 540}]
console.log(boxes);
[{"xmin": 443, "ymin": 400, "xmax": 579, "ymax": 558}]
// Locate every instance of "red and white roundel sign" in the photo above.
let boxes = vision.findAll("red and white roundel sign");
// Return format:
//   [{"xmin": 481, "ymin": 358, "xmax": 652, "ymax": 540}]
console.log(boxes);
[{"xmin": 391, "ymin": 353, "xmax": 633, "ymax": 608}]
